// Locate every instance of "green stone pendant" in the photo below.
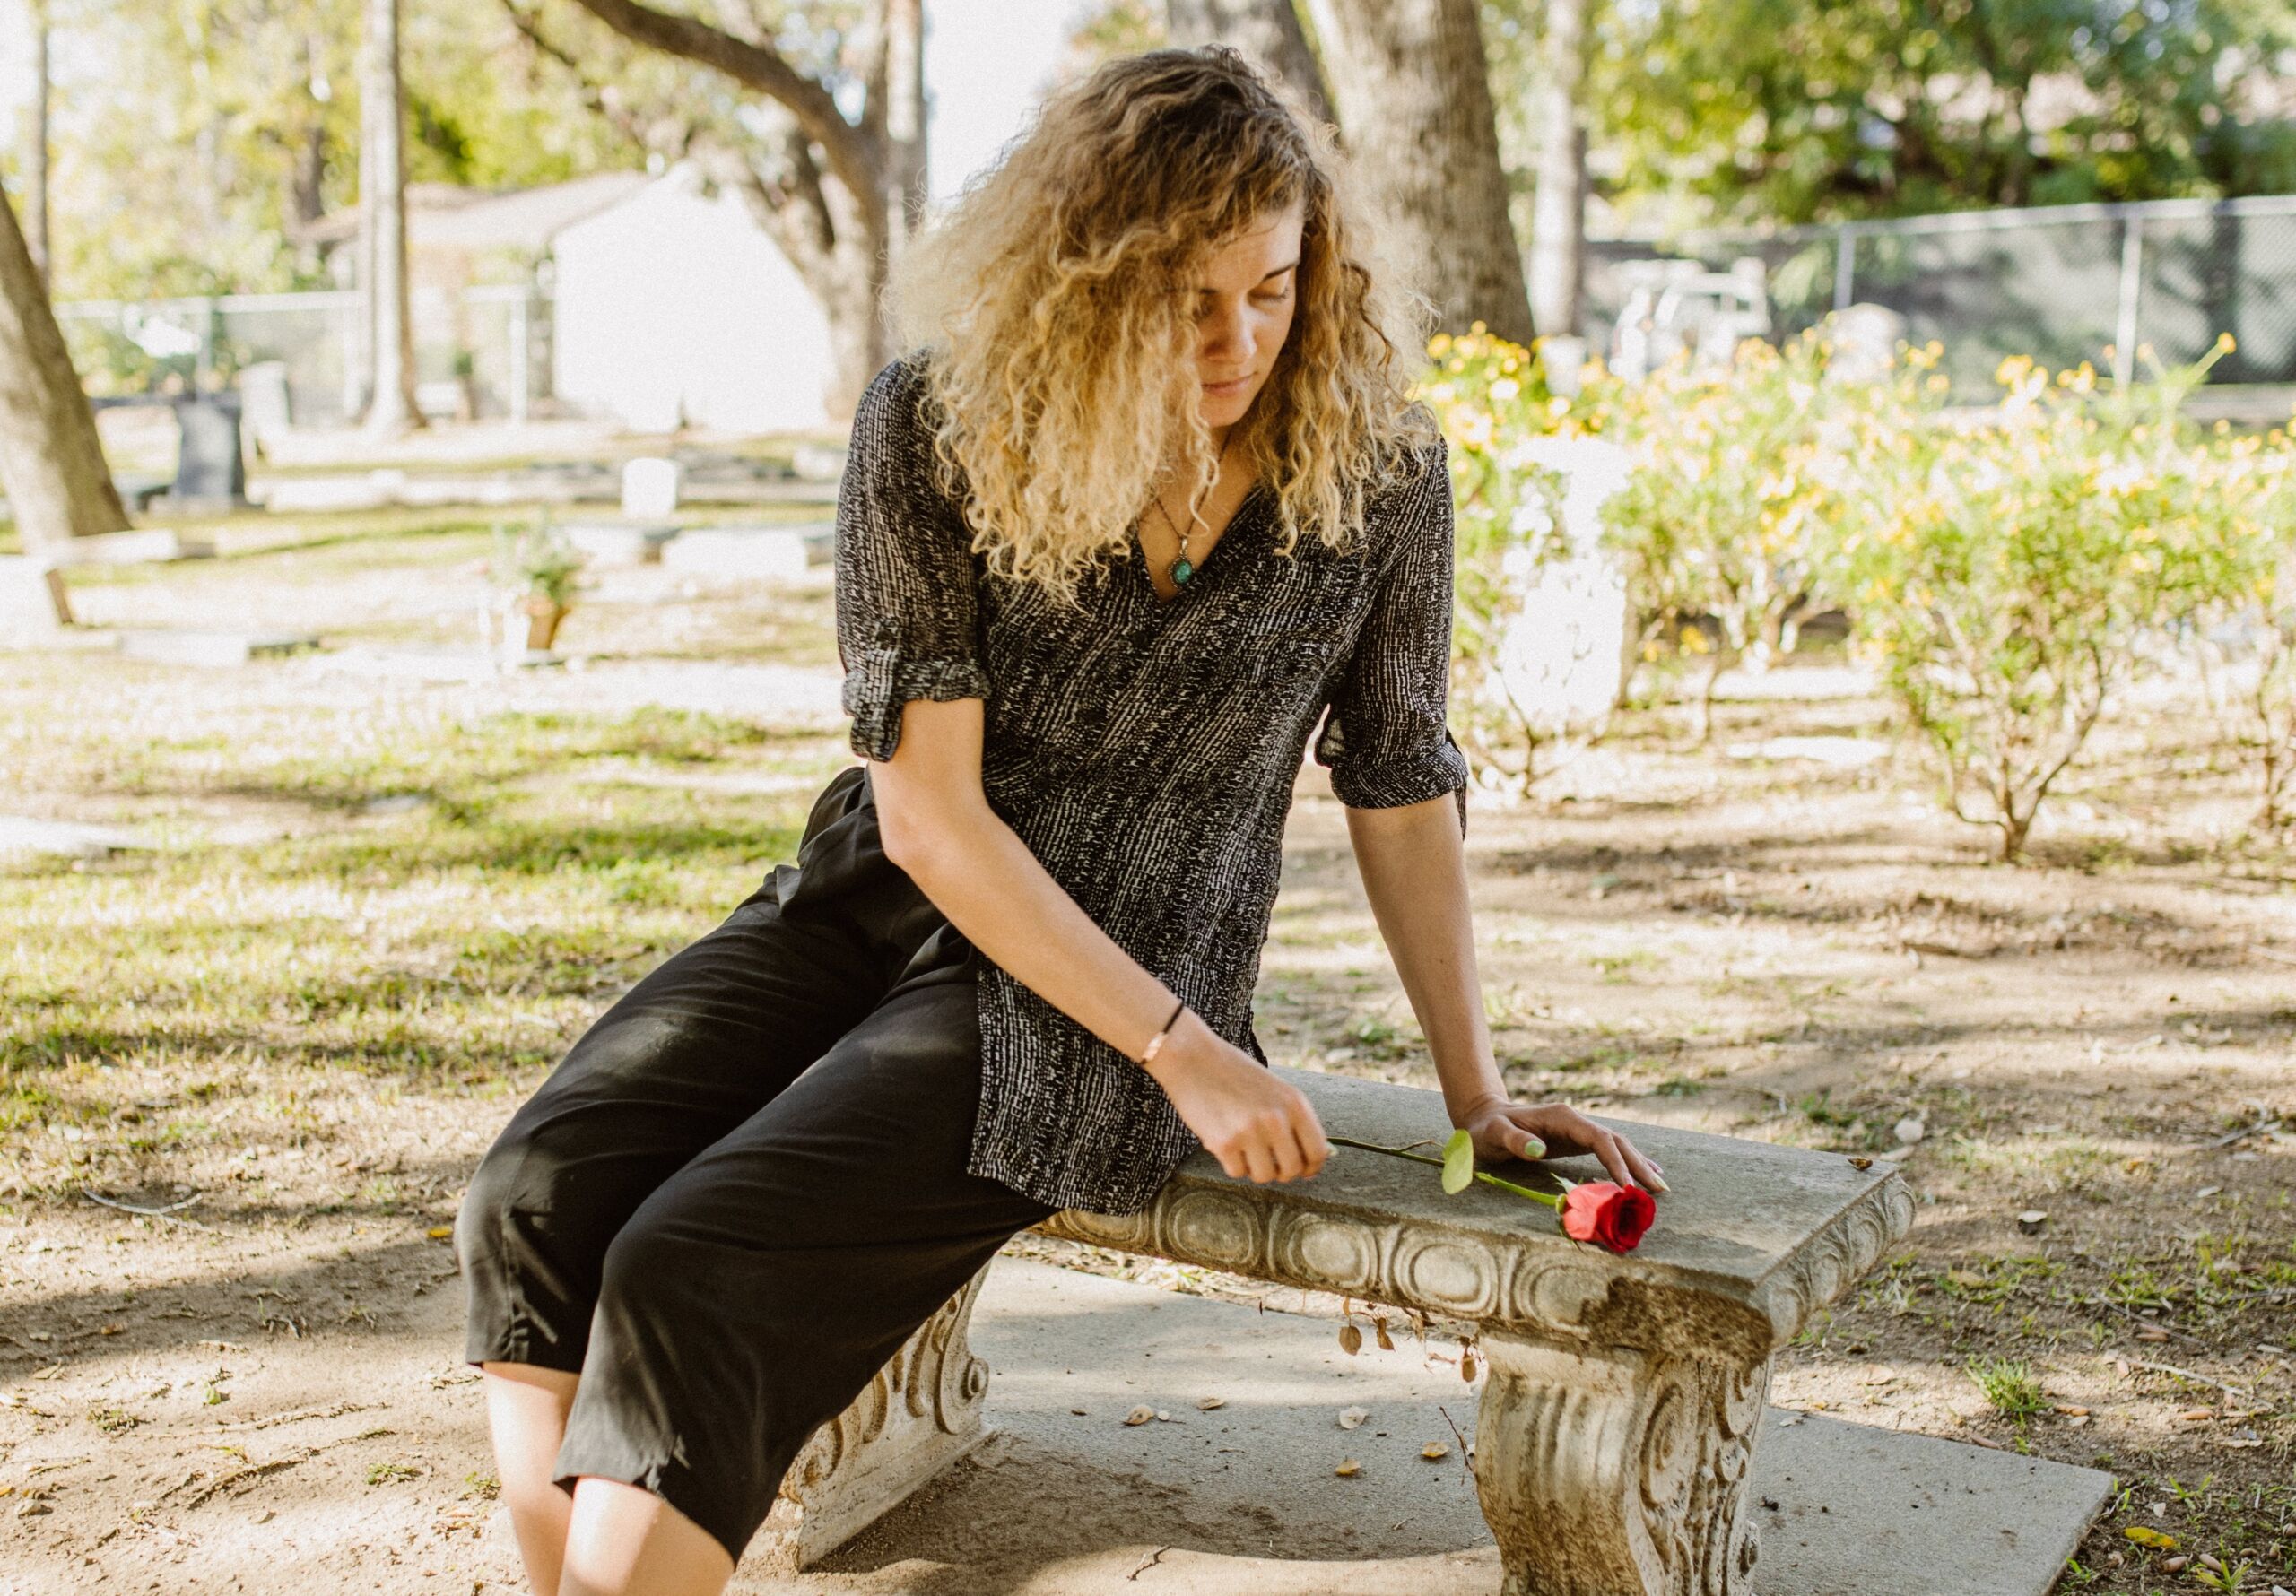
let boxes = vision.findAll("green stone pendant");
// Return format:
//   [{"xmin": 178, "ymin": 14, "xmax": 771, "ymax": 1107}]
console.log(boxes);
[{"xmin": 1170, "ymin": 557, "xmax": 1195, "ymax": 585}]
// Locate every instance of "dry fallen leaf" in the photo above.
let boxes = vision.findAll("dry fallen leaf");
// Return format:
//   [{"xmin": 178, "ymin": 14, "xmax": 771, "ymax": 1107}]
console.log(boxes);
[
  {"xmin": 1374, "ymin": 1319, "xmax": 1396, "ymax": 1351},
  {"xmin": 2123, "ymin": 1526, "xmax": 2177, "ymax": 1550},
  {"xmin": 1460, "ymin": 1349, "xmax": 1479, "ymax": 1383},
  {"xmin": 2174, "ymin": 1408, "xmax": 2213, "ymax": 1422},
  {"xmin": 1334, "ymin": 1458, "xmax": 1361, "ymax": 1478},
  {"xmin": 1123, "ymin": 1406, "xmax": 1155, "ymax": 1427},
  {"xmin": 426, "ymin": 1227, "xmax": 455, "ymax": 1241},
  {"xmin": 2053, "ymin": 1404, "xmax": 2091, "ymax": 1417},
  {"xmin": 1338, "ymin": 1406, "xmax": 1370, "ymax": 1430},
  {"xmin": 1338, "ymin": 1323, "xmax": 1363, "ymax": 1356},
  {"xmin": 1196, "ymin": 1395, "xmax": 1225, "ymax": 1411},
  {"xmin": 1070, "ymin": 1407, "xmax": 1087, "ymax": 1416},
  {"xmin": 1421, "ymin": 1442, "xmax": 1449, "ymax": 1460}
]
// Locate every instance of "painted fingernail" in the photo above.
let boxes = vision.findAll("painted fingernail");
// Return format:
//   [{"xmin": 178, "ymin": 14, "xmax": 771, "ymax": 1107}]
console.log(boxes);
[{"xmin": 1648, "ymin": 1174, "xmax": 1671, "ymax": 1193}]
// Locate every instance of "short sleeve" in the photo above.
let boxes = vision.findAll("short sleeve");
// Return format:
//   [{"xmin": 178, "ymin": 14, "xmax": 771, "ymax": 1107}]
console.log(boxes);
[
  {"xmin": 834, "ymin": 355, "xmax": 993, "ymax": 762},
  {"xmin": 1311, "ymin": 434, "xmax": 1472, "ymax": 837}
]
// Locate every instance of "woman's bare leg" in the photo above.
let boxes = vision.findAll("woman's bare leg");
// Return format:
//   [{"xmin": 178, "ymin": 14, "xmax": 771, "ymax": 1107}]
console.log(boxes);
[
  {"xmin": 559, "ymin": 1476, "xmax": 736, "ymax": 1596},
  {"xmin": 480, "ymin": 1362, "xmax": 580, "ymax": 1596}
]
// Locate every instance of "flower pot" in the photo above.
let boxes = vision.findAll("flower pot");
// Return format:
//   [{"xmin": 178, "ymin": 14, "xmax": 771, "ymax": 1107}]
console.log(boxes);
[{"xmin": 523, "ymin": 597, "xmax": 568, "ymax": 652}]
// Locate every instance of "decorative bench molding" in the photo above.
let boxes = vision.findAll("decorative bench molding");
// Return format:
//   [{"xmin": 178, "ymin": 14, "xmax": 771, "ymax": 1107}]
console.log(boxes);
[{"xmin": 755, "ymin": 1067, "xmax": 1913, "ymax": 1595}]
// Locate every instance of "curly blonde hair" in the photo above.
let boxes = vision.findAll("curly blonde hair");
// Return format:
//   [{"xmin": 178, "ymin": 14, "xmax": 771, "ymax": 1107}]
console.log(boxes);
[{"xmin": 884, "ymin": 44, "xmax": 1439, "ymax": 609}]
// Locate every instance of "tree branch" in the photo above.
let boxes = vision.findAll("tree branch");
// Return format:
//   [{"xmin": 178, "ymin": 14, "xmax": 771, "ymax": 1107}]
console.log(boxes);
[{"xmin": 553, "ymin": 0, "xmax": 883, "ymax": 219}]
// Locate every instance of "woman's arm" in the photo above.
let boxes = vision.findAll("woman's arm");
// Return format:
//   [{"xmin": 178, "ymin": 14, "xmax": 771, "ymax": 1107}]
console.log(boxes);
[
  {"xmin": 1342, "ymin": 791, "xmax": 1669, "ymax": 1195},
  {"xmin": 872, "ymin": 695, "xmax": 1330, "ymax": 1187}
]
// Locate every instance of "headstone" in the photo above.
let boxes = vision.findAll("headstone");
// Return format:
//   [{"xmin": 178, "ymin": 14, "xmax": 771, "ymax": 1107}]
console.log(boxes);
[
  {"xmin": 1537, "ymin": 334, "xmax": 1588, "ymax": 398},
  {"xmin": 659, "ymin": 524, "xmax": 816, "ymax": 582},
  {"xmin": 1828, "ymin": 303, "xmax": 1909, "ymax": 384},
  {"xmin": 621, "ymin": 457, "xmax": 683, "ymax": 519},
  {"xmin": 238, "ymin": 361, "xmax": 292, "ymax": 451},
  {"xmin": 561, "ymin": 520, "xmax": 681, "ymax": 568},
  {"xmin": 1483, "ymin": 437, "xmax": 1637, "ymax": 737},
  {"xmin": 161, "ymin": 394, "xmax": 248, "ymax": 510},
  {"xmin": 0, "ymin": 557, "xmax": 69, "ymax": 638},
  {"xmin": 790, "ymin": 442, "xmax": 848, "ymax": 484}
]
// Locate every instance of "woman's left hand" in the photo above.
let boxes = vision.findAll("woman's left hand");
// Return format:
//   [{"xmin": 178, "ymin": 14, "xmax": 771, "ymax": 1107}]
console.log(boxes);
[{"xmin": 1456, "ymin": 1097, "xmax": 1670, "ymax": 1194}]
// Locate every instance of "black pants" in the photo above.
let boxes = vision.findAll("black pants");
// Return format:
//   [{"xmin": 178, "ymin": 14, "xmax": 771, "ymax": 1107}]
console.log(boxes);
[{"xmin": 455, "ymin": 761, "xmax": 1062, "ymax": 1565}]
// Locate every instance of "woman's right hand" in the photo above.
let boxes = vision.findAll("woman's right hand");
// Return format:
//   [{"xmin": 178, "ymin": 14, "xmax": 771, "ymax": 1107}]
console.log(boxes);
[{"xmin": 1142, "ymin": 1012, "xmax": 1330, "ymax": 1184}]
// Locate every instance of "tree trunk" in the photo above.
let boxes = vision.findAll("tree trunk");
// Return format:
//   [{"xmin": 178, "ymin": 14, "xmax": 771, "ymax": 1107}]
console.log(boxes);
[
  {"xmin": 883, "ymin": 0, "xmax": 926, "ymax": 261},
  {"xmin": 19, "ymin": 0, "xmax": 49, "ymax": 286},
  {"xmin": 0, "ymin": 182, "xmax": 130, "ymax": 601},
  {"xmin": 1315, "ymin": 0, "xmax": 1532, "ymax": 345},
  {"xmin": 291, "ymin": 32, "xmax": 330, "ymax": 231},
  {"xmin": 1165, "ymin": 0, "xmax": 1336, "ymax": 130},
  {"xmin": 359, "ymin": 0, "xmax": 423, "ymax": 435},
  {"xmin": 1526, "ymin": 0, "xmax": 1587, "ymax": 339}
]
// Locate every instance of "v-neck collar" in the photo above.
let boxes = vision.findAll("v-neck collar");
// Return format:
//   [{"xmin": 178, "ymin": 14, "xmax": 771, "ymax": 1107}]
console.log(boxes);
[{"xmin": 1129, "ymin": 480, "xmax": 1274, "ymax": 611}]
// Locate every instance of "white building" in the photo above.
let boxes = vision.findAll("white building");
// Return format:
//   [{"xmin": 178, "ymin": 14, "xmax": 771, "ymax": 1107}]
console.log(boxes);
[{"xmin": 548, "ymin": 164, "xmax": 838, "ymax": 436}]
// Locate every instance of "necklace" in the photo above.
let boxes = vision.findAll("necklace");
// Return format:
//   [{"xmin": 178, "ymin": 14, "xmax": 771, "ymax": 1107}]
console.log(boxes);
[{"xmin": 1146, "ymin": 429, "xmax": 1236, "ymax": 591}]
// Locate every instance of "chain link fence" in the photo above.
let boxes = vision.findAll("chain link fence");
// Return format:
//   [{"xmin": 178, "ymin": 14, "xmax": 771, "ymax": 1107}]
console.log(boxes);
[
  {"xmin": 51, "ymin": 284, "xmax": 554, "ymax": 429},
  {"xmin": 1588, "ymin": 195, "xmax": 2296, "ymax": 400}
]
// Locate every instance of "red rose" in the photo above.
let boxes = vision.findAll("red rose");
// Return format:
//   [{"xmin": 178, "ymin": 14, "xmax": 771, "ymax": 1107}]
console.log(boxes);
[{"xmin": 1559, "ymin": 1182, "xmax": 1657, "ymax": 1253}]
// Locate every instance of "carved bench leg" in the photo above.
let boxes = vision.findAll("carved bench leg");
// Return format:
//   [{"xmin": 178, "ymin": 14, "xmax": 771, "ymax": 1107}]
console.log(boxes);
[
  {"xmin": 748, "ymin": 1260, "xmax": 998, "ymax": 1571},
  {"xmin": 1474, "ymin": 1331, "xmax": 1772, "ymax": 1596}
]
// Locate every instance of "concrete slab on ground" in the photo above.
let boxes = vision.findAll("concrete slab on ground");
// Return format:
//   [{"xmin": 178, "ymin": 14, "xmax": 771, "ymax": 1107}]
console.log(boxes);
[
  {"xmin": 48, "ymin": 528, "xmax": 216, "ymax": 566},
  {"xmin": 0, "ymin": 816, "xmax": 147, "ymax": 862},
  {"xmin": 114, "ymin": 629, "xmax": 321, "ymax": 667},
  {"xmin": 561, "ymin": 518, "xmax": 682, "ymax": 566},
  {"xmin": 725, "ymin": 1259, "xmax": 2110, "ymax": 1596},
  {"xmin": 661, "ymin": 523, "xmax": 826, "ymax": 580}
]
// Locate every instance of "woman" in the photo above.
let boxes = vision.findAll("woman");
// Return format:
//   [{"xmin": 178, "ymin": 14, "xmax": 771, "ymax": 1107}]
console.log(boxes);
[{"xmin": 457, "ymin": 44, "xmax": 1665, "ymax": 1596}]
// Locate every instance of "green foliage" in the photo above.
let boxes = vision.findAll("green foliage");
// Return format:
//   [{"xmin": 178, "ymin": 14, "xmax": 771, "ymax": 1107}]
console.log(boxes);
[
  {"xmin": 35, "ymin": 0, "xmax": 644, "ymax": 303},
  {"xmin": 492, "ymin": 519, "xmax": 586, "ymax": 609},
  {"xmin": 1837, "ymin": 338, "xmax": 2290, "ymax": 858},
  {"xmin": 1570, "ymin": 0, "xmax": 2296, "ymax": 226},
  {"xmin": 1411, "ymin": 315, "xmax": 2294, "ymax": 857}
]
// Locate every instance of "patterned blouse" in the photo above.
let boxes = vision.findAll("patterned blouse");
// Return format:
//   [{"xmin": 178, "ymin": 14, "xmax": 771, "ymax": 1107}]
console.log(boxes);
[{"xmin": 833, "ymin": 351, "xmax": 1470, "ymax": 1216}]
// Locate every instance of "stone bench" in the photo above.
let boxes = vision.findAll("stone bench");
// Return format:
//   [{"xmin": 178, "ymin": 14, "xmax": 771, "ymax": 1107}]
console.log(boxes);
[{"xmin": 751, "ymin": 1066, "xmax": 1916, "ymax": 1592}]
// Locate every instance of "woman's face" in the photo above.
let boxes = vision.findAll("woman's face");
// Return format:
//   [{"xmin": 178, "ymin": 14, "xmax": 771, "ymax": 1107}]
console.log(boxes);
[{"xmin": 1184, "ymin": 197, "xmax": 1305, "ymax": 434}]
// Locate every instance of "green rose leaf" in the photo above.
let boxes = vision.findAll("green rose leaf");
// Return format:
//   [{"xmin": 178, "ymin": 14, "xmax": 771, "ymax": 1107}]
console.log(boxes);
[{"xmin": 1441, "ymin": 1128, "xmax": 1475, "ymax": 1194}]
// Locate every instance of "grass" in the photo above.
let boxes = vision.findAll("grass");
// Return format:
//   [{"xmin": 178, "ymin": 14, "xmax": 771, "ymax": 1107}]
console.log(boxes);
[
  {"xmin": 1966, "ymin": 1356, "xmax": 2052, "ymax": 1420},
  {"xmin": 1, "ymin": 650, "xmax": 842, "ymax": 1194}
]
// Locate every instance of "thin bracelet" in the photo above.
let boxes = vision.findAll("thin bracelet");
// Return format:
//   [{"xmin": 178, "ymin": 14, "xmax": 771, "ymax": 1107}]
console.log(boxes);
[{"xmin": 1138, "ymin": 996, "xmax": 1188, "ymax": 1066}]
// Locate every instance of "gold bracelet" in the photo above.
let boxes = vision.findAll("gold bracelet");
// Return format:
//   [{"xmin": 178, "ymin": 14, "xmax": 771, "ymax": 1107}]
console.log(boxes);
[{"xmin": 1138, "ymin": 997, "xmax": 1188, "ymax": 1066}]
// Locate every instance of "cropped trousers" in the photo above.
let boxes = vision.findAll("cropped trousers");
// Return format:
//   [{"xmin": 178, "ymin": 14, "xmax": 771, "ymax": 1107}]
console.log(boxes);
[{"xmin": 455, "ymin": 760, "xmax": 1063, "ymax": 1566}]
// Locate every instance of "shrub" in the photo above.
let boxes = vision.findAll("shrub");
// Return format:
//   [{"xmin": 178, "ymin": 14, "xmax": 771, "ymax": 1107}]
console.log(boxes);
[
  {"xmin": 1838, "ymin": 341, "xmax": 2274, "ymax": 860},
  {"xmin": 1597, "ymin": 326, "xmax": 1871, "ymax": 741}
]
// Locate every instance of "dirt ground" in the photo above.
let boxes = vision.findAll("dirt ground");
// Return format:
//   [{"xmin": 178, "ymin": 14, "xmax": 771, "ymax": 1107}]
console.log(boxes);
[{"xmin": 2, "ymin": 513, "xmax": 2291, "ymax": 1594}]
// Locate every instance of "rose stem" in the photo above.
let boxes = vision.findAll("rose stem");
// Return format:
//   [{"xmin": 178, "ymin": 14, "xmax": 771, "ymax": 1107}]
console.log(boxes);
[{"xmin": 1326, "ymin": 1134, "xmax": 1561, "ymax": 1209}]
